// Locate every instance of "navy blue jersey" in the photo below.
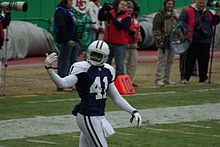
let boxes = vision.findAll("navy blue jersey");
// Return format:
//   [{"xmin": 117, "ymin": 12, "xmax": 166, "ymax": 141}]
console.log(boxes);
[{"xmin": 70, "ymin": 61, "xmax": 115, "ymax": 116}]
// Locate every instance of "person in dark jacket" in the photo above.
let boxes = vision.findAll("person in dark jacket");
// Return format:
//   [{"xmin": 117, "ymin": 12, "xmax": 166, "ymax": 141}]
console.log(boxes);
[
  {"xmin": 152, "ymin": 0, "xmax": 178, "ymax": 87},
  {"xmin": 0, "ymin": 9, "xmax": 11, "ymax": 48},
  {"xmin": 54, "ymin": 0, "xmax": 77, "ymax": 91},
  {"xmin": 179, "ymin": 0, "xmax": 220, "ymax": 84}
]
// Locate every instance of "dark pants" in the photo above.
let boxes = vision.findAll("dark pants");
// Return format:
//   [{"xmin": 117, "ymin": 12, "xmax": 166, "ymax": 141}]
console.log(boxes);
[
  {"xmin": 57, "ymin": 43, "xmax": 78, "ymax": 78},
  {"xmin": 182, "ymin": 42, "xmax": 210, "ymax": 82},
  {"xmin": 180, "ymin": 54, "xmax": 198, "ymax": 80},
  {"xmin": 107, "ymin": 43, "xmax": 126, "ymax": 76}
]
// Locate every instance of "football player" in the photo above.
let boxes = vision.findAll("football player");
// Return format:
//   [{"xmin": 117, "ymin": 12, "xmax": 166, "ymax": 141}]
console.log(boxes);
[{"xmin": 45, "ymin": 40, "xmax": 142, "ymax": 147}]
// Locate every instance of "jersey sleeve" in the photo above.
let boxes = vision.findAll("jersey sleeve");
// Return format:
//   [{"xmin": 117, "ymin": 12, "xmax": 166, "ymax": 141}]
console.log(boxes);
[
  {"xmin": 104, "ymin": 63, "xmax": 115, "ymax": 83},
  {"xmin": 46, "ymin": 68, "xmax": 78, "ymax": 88},
  {"xmin": 69, "ymin": 61, "xmax": 91, "ymax": 75}
]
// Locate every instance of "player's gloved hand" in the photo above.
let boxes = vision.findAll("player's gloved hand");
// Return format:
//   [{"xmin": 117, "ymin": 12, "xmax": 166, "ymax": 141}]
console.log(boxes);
[
  {"xmin": 45, "ymin": 52, "xmax": 57, "ymax": 69},
  {"xmin": 67, "ymin": 40, "xmax": 76, "ymax": 48},
  {"xmin": 130, "ymin": 110, "xmax": 142, "ymax": 127}
]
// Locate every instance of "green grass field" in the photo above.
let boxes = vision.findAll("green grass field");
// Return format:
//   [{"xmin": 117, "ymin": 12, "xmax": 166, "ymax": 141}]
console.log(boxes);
[
  {"xmin": 0, "ymin": 84, "xmax": 220, "ymax": 147},
  {"xmin": 0, "ymin": 58, "xmax": 220, "ymax": 146}
]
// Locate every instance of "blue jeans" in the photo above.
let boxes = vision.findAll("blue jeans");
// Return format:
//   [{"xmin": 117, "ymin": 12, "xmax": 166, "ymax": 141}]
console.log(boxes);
[
  {"xmin": 90, "ymin": 29, "xmax": 98, "ymax": 42},
  {"xmin": 107, "ymin": 44, "xmax": 126, "ymax": 76},
  {"xmin": 57, "ymin": 43, "xmax": 78, "ymax": 78}
]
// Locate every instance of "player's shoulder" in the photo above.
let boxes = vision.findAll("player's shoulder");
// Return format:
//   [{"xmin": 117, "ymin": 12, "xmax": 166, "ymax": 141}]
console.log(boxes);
[
  {"xmin": 73, "ymin": 61, "xmax": 90, "ymax": 67},
  {"xmin": 70, "ymin": 61, "xmax": 91, "ymax": 75},
  {"xmin": 104, "ymin": 63, "xmax": 114, "ymax": 71},
  {"xmin": 103, "ymin": 63, "xmax": 115, "ymax": 79}
]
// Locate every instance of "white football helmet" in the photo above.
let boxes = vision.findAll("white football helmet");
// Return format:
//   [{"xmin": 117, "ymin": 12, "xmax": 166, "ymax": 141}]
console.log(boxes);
[{"xmin": 86, "ymin": 40, "xmax": 110, "ymax": 66}]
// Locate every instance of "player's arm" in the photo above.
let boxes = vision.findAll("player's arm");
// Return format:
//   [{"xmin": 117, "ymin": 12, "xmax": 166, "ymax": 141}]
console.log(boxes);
[
  {"xmin": 107, "ymin": 83, "xmax": 135, "ymax": 113},
  {"xmin": 45, "ymin": 53, "xmax": 78, "ymax": 88},
  {"xmin": 107, "ymin": 83, "xmax": 142, "ymax": 126},
  {"xmin": 111, "ymin": 16, "xmax": 131, "ymax": 31}
]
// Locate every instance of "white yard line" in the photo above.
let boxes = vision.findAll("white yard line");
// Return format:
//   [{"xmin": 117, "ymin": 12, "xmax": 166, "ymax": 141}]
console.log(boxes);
[
  {"xmin": 117, "ymin": 132, "xmax": 135, "ymax": 136},
  {"xmin": 181, "ymin": 124, "xmax": 212, "ymax": 129},
  {"xmin": 192, "ymin": 88, "xmax": 220, "ymax": 92},
  {"xmin": 25, "ymin": 91, "xmax": 176, "ymax": 104},
  {"xmin": 26, "ymin": 98, "xmax": 80, "ymax": 104},
  {"xmin": 0, "ymin": 103, "xmax": 220, "ymax": 141},
  {"xmin": 123, "ymin": 91, "xmax": 176, "ymax": 97},
  {"xmin": 143, "ymin": 127, "xmax": 220, "ymax": 138},
  {"xmin": 26, "ymin": 139, "xmax": 59, "ymax": 145}
]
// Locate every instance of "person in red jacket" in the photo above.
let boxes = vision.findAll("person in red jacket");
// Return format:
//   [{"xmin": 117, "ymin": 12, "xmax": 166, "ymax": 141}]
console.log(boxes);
[
  {"xmin": 125, "ymin": 1, "xmax": 141, "ymax": 87},
  {"xmin": 98, "ymin": 0, "xmax": 131, "ymax": 76},
  {"xmin": 179, "ymin": 0, "xmax": 220, "ymax": 84}
]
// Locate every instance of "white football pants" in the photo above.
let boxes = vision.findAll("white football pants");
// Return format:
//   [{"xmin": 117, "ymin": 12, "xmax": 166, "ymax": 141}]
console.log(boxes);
[{"xmin": 76, "ymin": 113, "xmax": 115, "ymax": 147}]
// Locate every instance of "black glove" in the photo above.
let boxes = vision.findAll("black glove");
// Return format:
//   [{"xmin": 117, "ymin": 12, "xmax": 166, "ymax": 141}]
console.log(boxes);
[
  {"xmin": 129, "ymin": 30, "xmax": 136, "ymax": 38},
  {"xmin": 106, "ymin": 12, "xmax": 113, "ymax": 19}
]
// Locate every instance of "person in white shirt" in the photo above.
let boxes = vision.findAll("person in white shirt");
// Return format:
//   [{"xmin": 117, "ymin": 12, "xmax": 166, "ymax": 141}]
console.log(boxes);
[{"xmin": 87, "ymin": 0, "xmax": 105, "ymax": 41}]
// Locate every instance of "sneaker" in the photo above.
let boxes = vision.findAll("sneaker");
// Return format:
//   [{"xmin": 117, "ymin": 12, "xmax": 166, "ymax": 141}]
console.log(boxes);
[
  {"xmin": 155, "ymin": 81, "xmax": 165, "ymax": 87},
  {"xmin": 164, "ymin": 80, "xmax": 176, "ymax": 85},
  {"xmin": 181, "ymin": 79, "xmax": 188, "ymax": 84},
  {"xmin": 132, "ymin": 83, "xmax": 138, "ymax": 87},
  {"xmin": 57, "ymin": 88, "xmax": 64, "ymax": 91},
  {"xmin": 200, "ymin": 79, "xmax": 210, "ymax": 83}
]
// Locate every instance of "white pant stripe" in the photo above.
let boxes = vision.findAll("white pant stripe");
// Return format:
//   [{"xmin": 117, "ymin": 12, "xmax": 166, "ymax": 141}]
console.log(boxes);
[{"xmin": 84, "ymin": 116, "xmax": 103, "ymax": 147}]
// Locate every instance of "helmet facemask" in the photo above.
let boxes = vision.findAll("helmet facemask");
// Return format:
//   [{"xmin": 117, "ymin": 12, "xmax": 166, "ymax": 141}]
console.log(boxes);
[{"xmin": 87, "ymin": 51, "xmax": 108, "ymax": 66}]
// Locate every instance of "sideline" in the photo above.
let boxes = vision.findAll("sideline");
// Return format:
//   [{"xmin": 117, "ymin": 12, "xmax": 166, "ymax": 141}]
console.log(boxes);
[{"xmin": 0, "ymin": 103, "xmax": 220, "ymax": 141}]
